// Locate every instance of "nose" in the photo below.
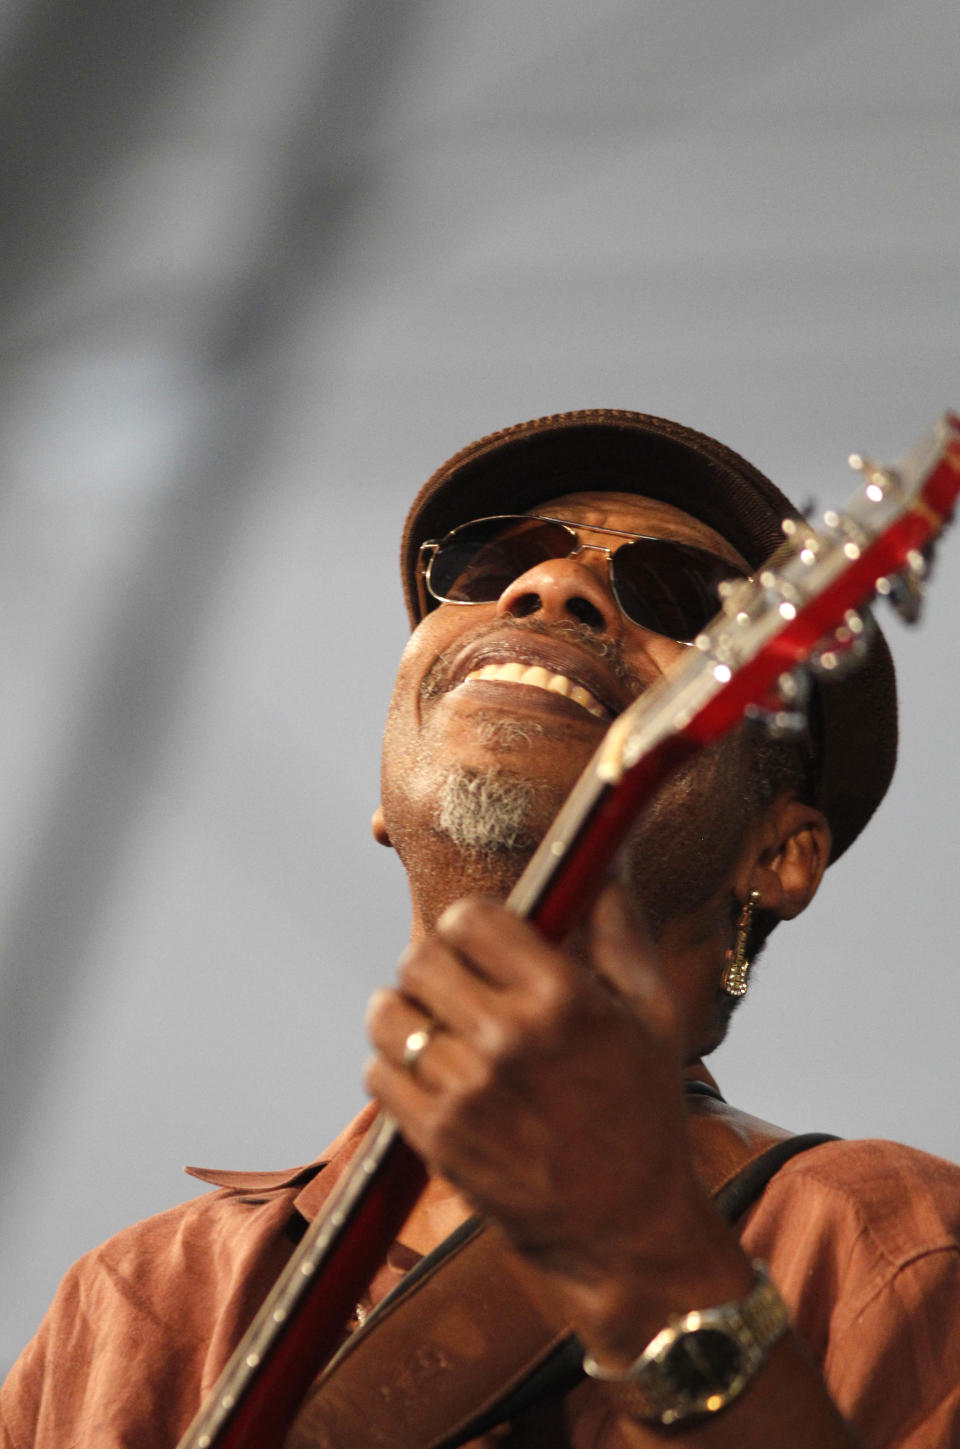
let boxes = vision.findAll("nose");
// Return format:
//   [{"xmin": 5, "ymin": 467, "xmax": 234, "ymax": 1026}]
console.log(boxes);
[{"xmin": 495, "ymin": 551, "xmax": 621, "ymax": 635}]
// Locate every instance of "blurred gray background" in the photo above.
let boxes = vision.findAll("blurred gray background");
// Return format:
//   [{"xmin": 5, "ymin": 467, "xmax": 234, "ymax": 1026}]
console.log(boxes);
[{"xmin": 1, "ymin": 0, "xmax": 958, "ymax": 1372}]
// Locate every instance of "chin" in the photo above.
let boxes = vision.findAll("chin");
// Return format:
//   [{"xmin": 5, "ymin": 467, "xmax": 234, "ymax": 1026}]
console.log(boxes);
[{"xmin": 434, "ymin": 765, "xmax": 559, "ymax": 857}]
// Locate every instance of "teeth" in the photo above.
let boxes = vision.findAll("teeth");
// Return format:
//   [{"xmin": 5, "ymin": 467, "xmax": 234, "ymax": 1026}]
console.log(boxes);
[{"xmin": 464, "ymin": 661, "xmax": 607, "ymax": 718}]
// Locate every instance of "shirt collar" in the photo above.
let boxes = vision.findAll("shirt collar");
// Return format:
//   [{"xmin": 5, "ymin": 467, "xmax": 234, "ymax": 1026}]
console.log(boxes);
[
  {"xmin": 184, "ymin": 1100, "xmax": 381, "ymax": 1221},
  {"xmin": 183, "ymin": 1066, "xmax": 718, "ymax": 1219}
]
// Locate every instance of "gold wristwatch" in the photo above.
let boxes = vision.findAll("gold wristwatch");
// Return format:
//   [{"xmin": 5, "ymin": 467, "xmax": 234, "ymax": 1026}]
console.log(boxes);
[{"xmin": 582, "ymin": 1262, "xmax": 788, "ymax": 1426}]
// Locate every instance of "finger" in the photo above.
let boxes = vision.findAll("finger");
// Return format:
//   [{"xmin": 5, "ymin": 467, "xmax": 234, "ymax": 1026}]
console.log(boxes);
[
  {"xmin": 366, "ymin": 985, "xmax": 482, "ymax": 1097},
  {"xmin": 436, "ymin": 896, "xmax": 576, "ymax": 992},
  {"xmin": 363, "ymin": 1049, "xmax": 438, "ymax": 1158},
  {"xmin": 365, "ymin": 988, "xmax": 436, "ymax": 1070},
  {"xmin": 363, "ymin": 1013, "xmax": 488, "ymax": 1171},
  {"xmin": 396, "ymin": 936, "xmax": 495, "ymax": 1039}
]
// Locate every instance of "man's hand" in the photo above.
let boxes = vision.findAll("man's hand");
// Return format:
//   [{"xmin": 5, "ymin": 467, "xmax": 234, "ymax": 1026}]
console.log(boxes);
[
  {"xmin": 364, "ymin": 889, "xmax": 863, "ymax": 1447},
  {"xmin": 364, "ymin": 882, "xmax": 737, "ymax": 1343}
]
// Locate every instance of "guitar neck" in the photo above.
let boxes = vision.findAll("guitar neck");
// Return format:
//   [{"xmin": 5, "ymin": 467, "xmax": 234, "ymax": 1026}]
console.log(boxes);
[{"xmin": 176, "ymin": 726, "xmax": 691, "ymax": 1449}]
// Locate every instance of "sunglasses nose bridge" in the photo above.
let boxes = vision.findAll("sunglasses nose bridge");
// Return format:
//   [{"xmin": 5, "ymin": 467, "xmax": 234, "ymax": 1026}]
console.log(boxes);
[
  {"xmin": 561, "ymin": 537, "xmax": 620, "ymax": 602},
  {"xmin": 568, "ymin": 538, "xmax": 615, "ymax": 562}
]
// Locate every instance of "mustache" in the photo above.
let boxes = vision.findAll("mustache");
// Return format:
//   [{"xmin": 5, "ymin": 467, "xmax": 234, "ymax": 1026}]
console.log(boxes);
[{"xmin": 421, "ymin": 616, "xmax": 648, "ymax": 702}]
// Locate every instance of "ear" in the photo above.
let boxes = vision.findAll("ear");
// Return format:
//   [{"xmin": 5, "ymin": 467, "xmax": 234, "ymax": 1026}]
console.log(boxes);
[
  {"xmin": 740, "ymin": 797, "xmax": 831, "ymax": 921},
  {"xmin": 371, "ymin": 805, "xmax": 392, "ymax": 848}
]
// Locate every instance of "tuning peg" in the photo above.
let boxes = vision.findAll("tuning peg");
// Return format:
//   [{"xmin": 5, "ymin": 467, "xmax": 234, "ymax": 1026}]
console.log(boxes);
[
  {"xmin": 745, "ymin": 702, "xmax": 809, "ymax": 739},
  {"xmin": 876, "ymin": 548, "xmax": 927, "ymax": 625},
  {"xmin": 833, "ymin": 607, "xmax": 872, "ymax": 650},
  {"xmin": 807, "ymin": 608, "xmax": 876, "ymax": 678},
  {"xmin": 716, "ymin": 575, "xmax": 755, "ymax": 621},
  {"xmin": 780, "ymin": 516, "xmax": 823, "ymax": 565},
  {"xmin": 744, "ymin": 667, "xmax": 811, "ymax": 739},
  {"xmin": 776, "ymin": 668, "xmax": 811, "ymax": 708},
  {"xmin": 848, "ymin": 452, "xmax": 898, "ymax": 502}
]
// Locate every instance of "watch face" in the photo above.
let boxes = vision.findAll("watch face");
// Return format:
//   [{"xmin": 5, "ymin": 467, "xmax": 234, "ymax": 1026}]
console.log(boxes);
[{"xmin": 663, "ymin": 1328, "xmax": 743, "ymax": 1398}]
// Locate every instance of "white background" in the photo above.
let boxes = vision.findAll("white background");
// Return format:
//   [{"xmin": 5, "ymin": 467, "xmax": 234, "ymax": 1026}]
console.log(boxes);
[{"xmin": 1, "ymin": 0, "xmax": 958, "ymax": 1371}]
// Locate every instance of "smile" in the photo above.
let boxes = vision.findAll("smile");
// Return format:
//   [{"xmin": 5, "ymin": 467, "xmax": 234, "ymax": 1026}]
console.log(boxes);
[{"xmin": 463, "ymin": 661, "xmax": 608, "ymax": 719}]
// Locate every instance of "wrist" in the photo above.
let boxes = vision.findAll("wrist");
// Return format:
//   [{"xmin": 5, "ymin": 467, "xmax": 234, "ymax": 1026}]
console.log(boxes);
[
  {"xmin": 556, "ymin": 1185, "xmax": 754, "ymax": 1367},
  {"xmin": 582, "ymin": 1261, "xmax": 790, "ymax": 1427}
]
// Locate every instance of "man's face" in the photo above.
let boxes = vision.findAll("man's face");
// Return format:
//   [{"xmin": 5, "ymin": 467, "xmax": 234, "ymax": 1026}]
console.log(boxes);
[{"xmin": 378, "ymin": 490, "xmax": 758, "ymax": 933}]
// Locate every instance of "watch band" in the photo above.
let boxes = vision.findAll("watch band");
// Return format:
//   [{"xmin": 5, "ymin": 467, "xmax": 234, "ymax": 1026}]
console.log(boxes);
[{"xmin": 582, "ymin": 1261, "xmax": 789, "ymax": 1426}]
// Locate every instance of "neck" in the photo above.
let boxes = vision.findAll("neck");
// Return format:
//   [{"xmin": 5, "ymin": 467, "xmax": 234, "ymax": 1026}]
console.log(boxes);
[
  {"xmin": 405, "ymin": 835, "xmax": 530, "ymax": 938},
  {"xmin": 397, "ymin": 1174, "xmax": 474, "ymax": 1255}
]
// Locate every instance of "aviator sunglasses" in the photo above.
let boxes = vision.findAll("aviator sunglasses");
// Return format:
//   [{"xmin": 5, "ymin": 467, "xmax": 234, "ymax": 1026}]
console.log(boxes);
[{"xmin": 417, "ymin": 514, "xmax": 747, "ymax": 644}]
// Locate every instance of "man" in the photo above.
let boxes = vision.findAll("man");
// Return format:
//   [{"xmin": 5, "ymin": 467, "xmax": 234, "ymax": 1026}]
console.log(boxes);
[{"xmin": 3, "ymin": 410, "xmax": 959, "ymax": 1447}]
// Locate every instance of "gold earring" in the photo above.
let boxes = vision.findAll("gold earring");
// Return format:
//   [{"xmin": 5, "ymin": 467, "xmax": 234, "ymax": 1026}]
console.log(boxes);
[{"xmin": 721, "ymin": 889, "xmax": 761, "ymax": 998}]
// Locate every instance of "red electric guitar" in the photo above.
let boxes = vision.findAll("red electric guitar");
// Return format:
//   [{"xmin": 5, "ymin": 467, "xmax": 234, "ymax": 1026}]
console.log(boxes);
[{"xmin": 177, "ymin": 413, "xmax": 960, "ymax": 1449}]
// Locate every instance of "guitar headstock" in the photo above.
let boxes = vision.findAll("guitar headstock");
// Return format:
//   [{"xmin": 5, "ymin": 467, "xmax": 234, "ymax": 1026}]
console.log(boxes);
[{"xmin": 599, "ymin": 412, "xmax": 960, "ymax": 781}]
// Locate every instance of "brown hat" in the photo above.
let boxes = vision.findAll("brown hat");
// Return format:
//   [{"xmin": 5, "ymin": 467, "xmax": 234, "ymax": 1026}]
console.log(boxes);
[{"xmin": 400, "ymin": 408, "xmax": 897, "ymax": 862}]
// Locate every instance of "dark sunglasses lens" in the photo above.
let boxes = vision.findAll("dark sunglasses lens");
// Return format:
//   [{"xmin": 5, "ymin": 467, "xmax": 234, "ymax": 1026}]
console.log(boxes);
[
  {"xmin": 429, "ymin": 518, "xmax": 574, "ymax": 602},
  {"xmin": 611, "ymin": 538, "xmax": 739, "ymax": 641}
]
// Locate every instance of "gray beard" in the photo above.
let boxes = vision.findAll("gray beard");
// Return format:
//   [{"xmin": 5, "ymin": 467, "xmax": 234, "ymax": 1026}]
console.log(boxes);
[{"xmin": 435, "ymin": 766, "xmax": 549, "ymax": 856}]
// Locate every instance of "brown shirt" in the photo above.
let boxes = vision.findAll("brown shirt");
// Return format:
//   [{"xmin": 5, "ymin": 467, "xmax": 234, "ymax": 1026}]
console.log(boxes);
[{"xmin": 3, "ymin": 1102, "xmax": 960, "ymax": 1448}]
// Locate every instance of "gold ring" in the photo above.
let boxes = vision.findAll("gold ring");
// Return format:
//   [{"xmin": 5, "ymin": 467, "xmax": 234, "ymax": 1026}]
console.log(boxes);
[{"xmin": 402, "ymin": 1025, "xmax": 434, "ymax": 1070}]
